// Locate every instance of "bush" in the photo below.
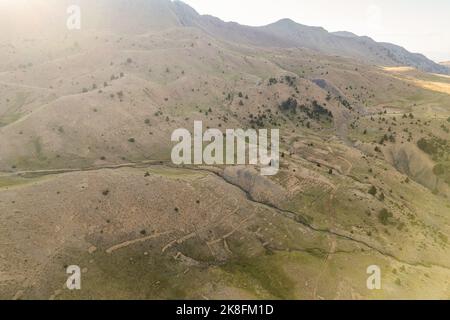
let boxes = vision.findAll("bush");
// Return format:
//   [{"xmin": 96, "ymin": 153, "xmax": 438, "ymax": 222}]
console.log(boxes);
[
  {"xmin": 268, "ymin": 78, "xmax": 278, "ymax": 85},
  {"xmin": 417, "ymin": 138, "xmax": 437, "ymax": 155},
  {"xmin": 311, "ymin": 100, "xmax": 333, "ymax": 118},
  {"xmin": 417, "ymin": 137, "xmax": 447, "ymax": 157},
  {"xmin": 378, "ymin": 208, "xmax": 393, "ymax": 225},
  {"xmin": 368, "ymin": 186, "xmax": 377, "ymax": 196},
  {"xmin": 279, "ymin": 97, "xmax": 298, "ymax": 113},
  {"xmin": 284, "ymin": 75, "xmax": 296, "ymax": 87}
]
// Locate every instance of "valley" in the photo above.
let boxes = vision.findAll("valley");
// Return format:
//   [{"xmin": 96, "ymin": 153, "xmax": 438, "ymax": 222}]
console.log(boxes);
[{"xmin": 0, "ymin": 0, "xmax": 449, "ymax": 300}]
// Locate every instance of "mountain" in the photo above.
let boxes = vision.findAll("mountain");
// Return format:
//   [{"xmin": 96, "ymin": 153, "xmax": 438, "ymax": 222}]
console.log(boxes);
[
  {"xmin": 332, "ymin": 31, "xmax": 359, "ymax": 38},
  {"xmin": 171, "ymin": 2, "xmax": 448, "ymax": 74},
  {"xmin": 1, "ymin": 0, "xmax": 450, "ymax": 300},
  {"xmin": 1, "ymin": 0, "xmax": 447, "ymax": 74}
]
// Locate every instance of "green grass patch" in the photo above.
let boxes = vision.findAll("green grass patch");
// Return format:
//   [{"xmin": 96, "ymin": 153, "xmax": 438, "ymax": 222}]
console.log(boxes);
[
  {"xmin": 0, "ymin": 176, "xmax": 43, "ymax": 189},
  {"xmin": 220, "ymin": 252, "xmax": 295, "ymax": 299},
  {"xmin": 0, "ymin": 92, "xmax": 28, "ymax": 127},
  {"xmin": 0, "ymin": 113, "xmax": 23, "ymax": 127}
]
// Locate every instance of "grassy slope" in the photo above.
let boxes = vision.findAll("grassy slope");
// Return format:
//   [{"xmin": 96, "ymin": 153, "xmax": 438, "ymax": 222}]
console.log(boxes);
[{"xmin": 0, "ymin": 29, "xmax": 449, "ymax": 299}]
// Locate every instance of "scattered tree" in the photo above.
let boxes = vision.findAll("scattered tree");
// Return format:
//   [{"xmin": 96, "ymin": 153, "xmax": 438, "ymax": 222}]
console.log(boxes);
[
  {"xmin": 378, "ymin": 208, "xmax": 392, "ymax": 225},
  {"xmin": 368, "ymin": 186, "xmax": 377, "ymax": 196}
]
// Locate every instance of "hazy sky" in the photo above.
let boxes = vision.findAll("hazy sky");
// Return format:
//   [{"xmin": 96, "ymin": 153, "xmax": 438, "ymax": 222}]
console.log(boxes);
[{"xmin": 182, "ymin": 0, "xmax": 450, "ymax": 62}]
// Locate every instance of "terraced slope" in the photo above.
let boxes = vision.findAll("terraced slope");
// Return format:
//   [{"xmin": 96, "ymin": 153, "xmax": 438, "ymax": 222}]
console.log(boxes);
[{"xmin": 0, "ymin": 0, "xmax": 450, "ymax": 300}]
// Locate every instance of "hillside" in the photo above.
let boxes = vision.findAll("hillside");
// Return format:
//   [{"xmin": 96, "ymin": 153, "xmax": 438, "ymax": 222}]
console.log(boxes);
[
  {"xmin": 0, "ymin": 0, "xmax": 450, "ymax": 300},
  {"xmin": 0, "ymin": 0, "xmax": 447, "ymax": 74},
  {"xmin": 173, "ymin": 1, "xmax": 449, "ymax": 74}
]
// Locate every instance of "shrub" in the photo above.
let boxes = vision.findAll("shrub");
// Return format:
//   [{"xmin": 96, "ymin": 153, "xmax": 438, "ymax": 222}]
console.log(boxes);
[
  {"xmin": 416, "ymin": 137, "xmax": 447, "ymax": 156},
  {"xmin": 279, "ymin": 97, "xmax": 298, "ymax": 113},
  {"xmin": 284, "ymin": 75, "xmax": 296, "ymax": 87},
  {"xmin": 368, "ymin": 186, "xmax": 377, "ymax": 196},
  {"xmin": 268, "ymin": 78, "xmax": 278, "ymax": 85},
  {"xmin": 312, "ymin": 100, "xmax": 332, "ymax": 118},
  {"xmin": 417, "ymin": 138, "xmax": 436, "ymax": 155},
  {"xmin": 378, "ymin": 208, "xmax": 393, "ymax": 225}
]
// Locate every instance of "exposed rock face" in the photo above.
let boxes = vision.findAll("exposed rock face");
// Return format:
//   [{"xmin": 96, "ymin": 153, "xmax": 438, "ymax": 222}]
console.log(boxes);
[{"xmin": 223, "ymin": 167, "xmax": 288, "ymax": 207}]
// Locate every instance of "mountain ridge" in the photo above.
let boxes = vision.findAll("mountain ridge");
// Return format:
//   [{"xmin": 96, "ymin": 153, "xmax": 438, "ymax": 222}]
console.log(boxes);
[
  {"xmin": 1, "ymin": 0, "xmax": 450, "ymax": 300},
  {"xmin": 171, "ymin": 0, "xmax": 448, "ymax": 74},
  {"xmin": 0, "ymin": 0, "xmax": 447, "ymax": 74}
]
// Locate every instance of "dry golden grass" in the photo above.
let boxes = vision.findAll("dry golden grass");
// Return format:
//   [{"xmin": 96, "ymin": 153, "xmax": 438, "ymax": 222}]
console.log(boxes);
[
  {"xmin": 383, "ymin": 66, "xmax": 450, "ymax": 95},
  {"xmin": 382, "ymin": 66, "xmax": 416, "ymax": 73},
  {"xmin": 413, "ymin": 79, "xmax": 450, "ymax": 95}
]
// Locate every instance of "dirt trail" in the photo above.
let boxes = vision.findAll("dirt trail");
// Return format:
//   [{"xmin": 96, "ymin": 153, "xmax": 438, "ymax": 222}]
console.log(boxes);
[
  {"xmin": 2, "ymin": 161, "xmax": 450, "ymax": 271},
  {"xmin": 312, "ymin": 146, "xmax": 340, "ymax": 299},
  {"xmin": 0, "ymin": 159, "xmax": 170, "ymax": 178},
  {"xmin": 312, "ymin": 192, "xmax": 337, "ymax": 299},
  {"xmin": 0, "ymin": 81, "xmax": 54, "ymax": 92},
  {"xmin": 106, "ymin": 231, "xmax": 174, "ymax": 254}
]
